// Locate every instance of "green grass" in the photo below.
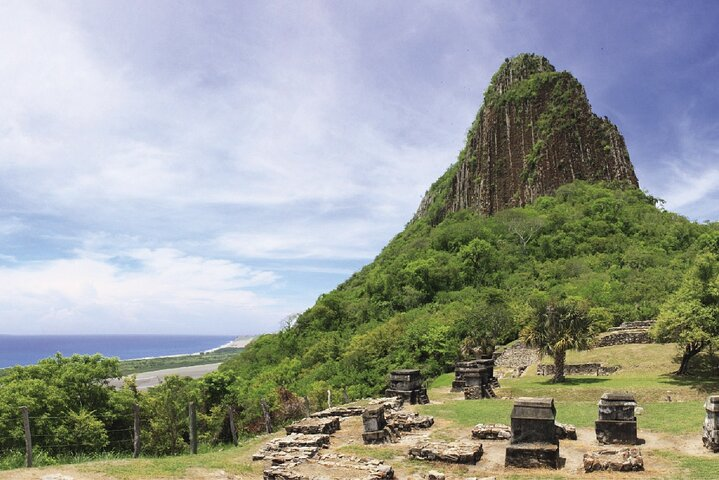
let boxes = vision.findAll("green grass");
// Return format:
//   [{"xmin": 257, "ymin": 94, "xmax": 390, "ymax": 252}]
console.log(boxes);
[
  {"xmin": 119, "ymin": 348, "xmax": 243, "ymax": 375},
  {"xmin": 655, "ymin": 450, "xmax": 719, "ymax": 479}
]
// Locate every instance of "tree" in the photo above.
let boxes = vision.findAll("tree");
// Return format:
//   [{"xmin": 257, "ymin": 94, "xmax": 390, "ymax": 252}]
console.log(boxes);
[
  {"xmin": 520, "ymin": 297, "xmax": 598, "ymax": 383},
  {"xmin": 496, "ymin": 209, "xmax": 546, "ymax": 254},
  {"xmin": 652, "ymin": 253, "xmax": 719, "ymax": 375}
]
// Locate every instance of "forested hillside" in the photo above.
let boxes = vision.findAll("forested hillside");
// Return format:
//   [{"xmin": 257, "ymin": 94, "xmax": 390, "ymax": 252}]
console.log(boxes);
[{"xmin": 222, "ymin": 180, "xmax": 718, "ymax": 424}]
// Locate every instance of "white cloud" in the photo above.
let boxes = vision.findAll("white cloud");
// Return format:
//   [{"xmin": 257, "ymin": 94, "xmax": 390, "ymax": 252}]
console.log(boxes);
[{"xmin": 0, "ymin": 248, "xmax": 280, "ymax": 334}]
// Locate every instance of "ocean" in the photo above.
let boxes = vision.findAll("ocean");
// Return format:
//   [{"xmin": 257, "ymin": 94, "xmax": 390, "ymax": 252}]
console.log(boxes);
[{"xmin": 0, "ymin": 334, "xmax": 237, "ymax": 368}]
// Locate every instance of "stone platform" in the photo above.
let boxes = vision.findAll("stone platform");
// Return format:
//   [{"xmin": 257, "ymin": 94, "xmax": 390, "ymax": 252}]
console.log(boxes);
[
  {"xmin": 471, "ymin": 423, "xmax": 511, "ymax": 440},
  {"xmin": 583, "ymin": 448, "xmax": 644, "ymax": 472},
  {"xmin": 386, "ymin": 411, "xmax": 434, "ymax": 431},
  {"xmin": 285, "ymin": 416, "xmax": 340, "ymax": 435},
  {"xmin": 263, "ymin": 453, "xmax": 394, "ymax": 480},
  {"xmin": 408, "ymin": 441, "xmax": 483, "ymax": 464}
]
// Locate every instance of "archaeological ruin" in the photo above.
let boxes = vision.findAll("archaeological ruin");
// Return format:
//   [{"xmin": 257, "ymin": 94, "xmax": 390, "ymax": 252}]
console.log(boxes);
[
  {"xmin": 595, "ymin": 392, "xmax": 638, "ymax": 445},
  {"xmin": 385, "ymin": 369, "xmax": 429, "ymax": 404},
  {"xmin": 704, "ymin": 395, "xmax": 719, "ymax": 452},
  {"xmin": 361, "ymin": 405, "xmax": 397, "ymax": 444},
  {"xmin": 504, "ymin": 397, "xmax": 561, "ymax": 469}
]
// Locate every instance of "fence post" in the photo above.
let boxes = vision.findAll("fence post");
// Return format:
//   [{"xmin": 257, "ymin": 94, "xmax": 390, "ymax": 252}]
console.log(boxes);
[
  {"xmin": 303, "ymin": 396, "xmax": 311, "ymax": 417},
  {"xmin": 342, "ymin": 385, "xmax": 349, "ymax": 404},
  {"xmin": 260, "ymin": 398, "xmax": 273, "ymax": 434},
  {"xmin": 20, "ymin": 406, "xmax": 32, "ymax": 468},
  {"xmin": 133, "ymin": 403, "xmax": 141, "ymax": 458},
  {"xmin": 227, "ymin": 405, "xmax": 238, "ymax": 447},
  {"xmin": 327, "ymin": 389, "xmax": 332, "ymax": 408},
  {"xmin": 188, "ymin": 401, "xmax": 198, "ymax": 454}
]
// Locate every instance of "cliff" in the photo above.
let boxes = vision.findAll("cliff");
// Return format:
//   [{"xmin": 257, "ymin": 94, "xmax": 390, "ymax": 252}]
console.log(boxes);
[{"xmin": 416, "ymin": 54, "xmax": 639, "ymax": 222}]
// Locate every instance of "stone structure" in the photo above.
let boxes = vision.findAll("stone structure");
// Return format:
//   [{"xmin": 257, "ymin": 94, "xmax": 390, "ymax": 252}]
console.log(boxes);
[
  {"xmin": 263, "ymin": 453, "xmax": 394, "ymax": 480},
  {"xmin": 368, "ymin": 396, "xmax": 404, "ymax": 411},
  {"xmin": 285, "ymin": 416, "xmax": 340, "ymax": 435},
  {"xmin": 703, "ymin": 395, "xmax": 719, "ymax": 452},
  {"xmin": 537, "ymin": 363, "xmax": 619, "ymax": 377},
  {"xmin": 408, "ymin": 441, "xmax": 483, "ymax": 464},
  {"xmin": 253, "ymin": 433, "xmax": 330, "ymax": 463},
  {"xmin": 386, "ymin": 411, "xmax": 434, "ymax": 431},
  {"xmin": 597, "ymin": 321, "xmax": 654, "ymax": 348},
  {"xmin": 505, "ymin": 397, "xmax": 560, "ymax": 469},
  {"xmin": 595, "ymin": 393, "xmax": 638, "ymax": 445},
  {"xmin": 362, "ymin": 405, "xmax": 398, "ymax": 444},
  {"xmin": 385, "ymin": 369, "xmax": 429, "ymax": 405},
  {"xmin": 472, "ymin": 423, "xmax": 512, "ymax": 440},
  {"xmin": 583, "ymin": 448, "xmax": 644, "ymax": 472},
  {"xmin": 455, "ymin": 358, "xmax": 499, "ymax": 399},
  {"xmin": 310, "ymin": 405, "xmax": 364, "ymax": 418},
  {"xmin": 554, "ymin": 422, "xmax": 577, "ymax": 440}
]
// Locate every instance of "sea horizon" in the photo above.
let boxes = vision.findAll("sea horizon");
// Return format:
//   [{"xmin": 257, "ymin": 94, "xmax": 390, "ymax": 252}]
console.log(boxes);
[{"xmin": 0, "ymin": 334, "xmax": 240, "ymax": 369}]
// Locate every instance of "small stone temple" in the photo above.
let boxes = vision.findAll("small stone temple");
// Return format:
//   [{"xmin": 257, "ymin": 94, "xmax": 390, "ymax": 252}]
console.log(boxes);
[
  {"xmin": 704, "ymin": 395, "xmax": 719, "ymax": 452},
  {"xmin": 362, "ymin": 405, "xmax": 397, "ymax": 444},
  {"xmin": 595, "ymin": 392, "xmax": 638, "ymax": 445},
  {"xmin": 452, "ymin": 358, "xmax": 500, "ymax": 399},
  {"xmin": 385, "ymin": 369, "xmax": 429, "ymax": 404},
  {"xmin": 505, "ymin": 397, "xmax": 561, "ymax": 469}
]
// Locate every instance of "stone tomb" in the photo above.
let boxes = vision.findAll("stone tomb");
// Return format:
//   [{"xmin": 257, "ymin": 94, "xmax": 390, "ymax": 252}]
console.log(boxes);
[
  {"xmin": 595, "ymin": 392, "xmax": 638, "ymax": 445},
  {"xmin": 703, "ymin": 395, "xmax": 719, "ymax": 452},
  {"xmin": 504, "ymin": 397, "xmax": 560, "ymax": 469},
  {"xmin": 385, "ymin": 369, "xmax": 429, "ymax": 405},
  {"xmin": 362, "ymin": 405, "xmax": 397, "ymax": 444}
]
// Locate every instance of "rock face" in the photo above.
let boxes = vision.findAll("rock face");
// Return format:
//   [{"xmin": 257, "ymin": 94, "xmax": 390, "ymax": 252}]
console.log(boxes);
[{"xmin": 415, "ymin": 54, "xmax": 638, "ymax": 223}]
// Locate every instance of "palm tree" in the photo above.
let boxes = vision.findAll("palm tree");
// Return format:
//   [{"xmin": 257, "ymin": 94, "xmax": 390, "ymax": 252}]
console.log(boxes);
[{"xmin": 520, "ymin": 297, "xmax": 597, "ymax": 383}]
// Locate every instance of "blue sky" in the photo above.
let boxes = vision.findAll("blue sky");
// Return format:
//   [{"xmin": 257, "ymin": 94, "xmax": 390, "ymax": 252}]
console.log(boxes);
[{"xmin": 0, "ymin": 1, "xmax": 717, "ymax": 334}]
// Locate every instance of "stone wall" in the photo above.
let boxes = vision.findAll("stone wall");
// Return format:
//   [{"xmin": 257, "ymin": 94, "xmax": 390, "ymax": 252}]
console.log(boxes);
[
  {"xmin": 537, "ymin": 363, "xmax": 619, "ymax": 376},
  {"xmin": 597, "ymin": 331, "xmax": 652, "ymax": 347},
  {"xmin": 496, "ymin": 344, "xmax": 540, "ymax": 369}
]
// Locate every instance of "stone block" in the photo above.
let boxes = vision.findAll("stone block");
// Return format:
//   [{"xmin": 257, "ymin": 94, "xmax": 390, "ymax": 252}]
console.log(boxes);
[
  {"xmin": 555, "ymin": 422, "xmax": 577, "ymax": 440},
  {"xmin": 596, "ymin": 420, "xmax": 638, "ymax": 445},
  {"xmin": 703, "ymin": 395, "xmax": 719, "ymax": 452},
  {"xmin": 285, "ymin": 416, "xmax": 340, "ymax": 435},
  {"xmin": 408, "ymin": 441, "xmax": 483, "ymax": 465},
  {"xmin": 504, "ymin": 442, "xmax": 560, "ymax": 469},
  {"xmin": 362, "ymin": 405, "xmax": 387, "ymax": 432},
  {"xmin": 386, "ymin": 411, "xmax": 434, "ymax": 431},
  {"xmin": 583, "ymin": 448, "xmax": 644, "ymax": 472},
  {"xmin": 471, "ymin": 423, "xmax": 511, "ymax": 440},
  {"xmin": 509, "ymin": 397, "xmax": 558, "ymax": 445}
]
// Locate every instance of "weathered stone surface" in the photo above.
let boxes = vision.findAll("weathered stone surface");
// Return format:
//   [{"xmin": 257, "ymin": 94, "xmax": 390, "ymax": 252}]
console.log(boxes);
[
  {"xmin": 554, "ymin": 422, "xmax": 577, "ymax": 440},
  {"xmin": 495, "ymin": 344, "xmax": 540, "ymax": 370},
  {"xmin": 505, "ymin": 442, "xmax": 560, "ymax": 469},
  {"xmin": 386, "ymin": 411, "xmax": 434, "ymax": 431},
  {"xmin": 310, "ymin": 406, "xmax": 364, "ymax": 418},
  {"xmin": 471, "ymin": 423, "xmax": 511, "ymax": 440},
  {"xmin": 505, "ymin": 397, "xmax": 560, "ymax": 469},
  {"xmin": 583, "ymin": 448, "xmax": 644, "ymax": 472},
  {"xmin": 428, "ymin": 471, "xmax": 445, "ymax": 480},
  {"xmin": 464, "ymin": 385, "xmax": 483, "ymax": 400},
  {"xmin": 414, "ymin": 54, "xmax": 638, "ymax": 222},
  {"xmin": 596, "ymin": 392, "xmax": 638, "ymax": 445},
  {"xmin": 386, "ymin": 369, "xmax": 429, "ymax": 405},
  {"xmin": 253, "ymin": 433, "xmax": 330, "ymax": 463},
  {"xmin": 409, "ymin": 441, "xmax": 483, "ymax": 465},
  {"xmin": 285, "ymin": 416, "xmax": 340, "ymax": 435},
  {"xmin": 703, "ymin": 395, "xmax": 719, "ymax": 452},
  {"xmin": 368, "ymin": 396, "xmax": 404, "ymax": 411},
  {"xmin": 263, "ymin": 453, "xmax": 394, "ymax": 480},
  {"xmin": 362, "ymin": 405, "xmax": 387, "ymax": 433},
  {"xmin": 597, "ymin": 321, "xmax": 654, "ymax": 347},
  {"xmin": 537, "ymin": 363, "xmax": 619, "ymax": 376}
]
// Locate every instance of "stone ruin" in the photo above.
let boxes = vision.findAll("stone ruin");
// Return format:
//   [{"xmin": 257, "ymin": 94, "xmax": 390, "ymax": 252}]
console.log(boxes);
[
  {"xmin": 583, "ymin": 448, "xmax": 644, "ymax": 472},
  {"xmin": 703, "ymin": 395, "xmax": 719, "ymax": 452},
  {"xmin": 263, "ymin": 453, "xmax": 394, "ymax": 480},
  {"xmin": 452, "ymin": 358, "xmax": 500, "ymax": 400},
  {"xmin": 595, "ymin": 392, "xmax": 638, "ymax": 445},
  {"xmin": 597, "ymin": 320, "xmax": 654, "ymax": 347},
  {"xmin": 504, "ymin": 397, "xmax": 560, "ymax": 469},
  {"xmin": 536, "ymin": 363, "xmax": 619, "ymax": 377},
  {"xmin": 285, "ymin": 416, "xmax": 340, "ymax": 435},
  {"xmin": 554, "ymin": 422, "xmax": 577, "ymax": 440},
  {"xmin": 310, "ymin": 405, "xmax": 365, "ymax": 418},
  {"xmin": 253, "ymin": 433, "xmax": 330, "ymax": 463},
  {"xmin": 472, "ymin": 423, "xmax": 512, "ymax": 440},
  {"xmin": 408, "ymin": 441, "xmax": 483, "ymax": 465},
  {"xmin": 385, "ymin": 369, "xmax": 429, "ymax": 405},
  {"xmin": 386, "ymin": 410, "xmax": 434, "ymax": 431},
  {"xmin": 362, "ymin": 405, "xmax": 397, "ymax": 444}
]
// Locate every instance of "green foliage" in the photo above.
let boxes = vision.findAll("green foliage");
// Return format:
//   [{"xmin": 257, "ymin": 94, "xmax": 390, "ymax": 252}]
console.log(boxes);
[{"xmin": 652, "ymin": 252, "xmax": 719, "ymax": 374}]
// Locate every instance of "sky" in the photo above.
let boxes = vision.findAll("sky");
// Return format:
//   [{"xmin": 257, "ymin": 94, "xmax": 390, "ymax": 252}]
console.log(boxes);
[{"xmin": 0, "ymin": 1, "xmax": 717, "ymax": 335}]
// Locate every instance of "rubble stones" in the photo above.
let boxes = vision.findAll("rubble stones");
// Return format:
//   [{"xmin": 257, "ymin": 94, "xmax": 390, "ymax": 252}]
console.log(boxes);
[
  {"xmin": 253, "ymin": 434, "xmax": 330, "ymax": 462},
  {"xmin": 504, "ymin": 442, "xmax": 560, "ymax": 469},
  {"xmin": 310, "ymin": 406, "xmax": 364, "ymax": 418},
  {"xmin": 464, "ymin": 386, "xmax": 482, "ymax": 400},
  {"xmin": 554, "ymin": 422, "xmax": 577, "ymax": 440},
  {"xmin": 597, "ymin": 321, "xmax": 654, "ymax": 347},
  {"xmin": 263, "ymin": 453, "xmax": 394, "ymax": 480},
  {"xmin": 285, "ymin": 416, "xmax": 340, "ymax": 435},
  {"xmin": 471, "ymin": 423, "xmax": 511, "ymax": 440},
  {"xmin": 368, "ymin": 396, "xmax": 404, "ymax": 411},
  {"xmin": 703, "ymin": 395, "xmax": 719, "ymax": 452},
  {"xmin": 409, "ymin": 441, "xmax": 484, "ymax": 464},
  {"xmin": 495, "ymin": 344, "xmax": 540, "ymax": 370},
  {"xmin": 596, "ymin": 392, "xmax": 638, "ymax": 445},
  {"xmin": 427, "ymin": 471, "xmax": 445, "ymax": 480},
  {"xmin": 386, "ymin": 411, "xmax": 434, "ymax": 431},
  {"xmin": 583, "ymin": 448, "xmax": 644, "ymax": 472}
]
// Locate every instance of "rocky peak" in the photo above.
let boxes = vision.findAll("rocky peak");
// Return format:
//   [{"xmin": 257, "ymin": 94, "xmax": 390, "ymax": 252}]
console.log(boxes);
[{"xmin": 416, "ymin": 53, "xmax": 639, "ymax": 223}]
